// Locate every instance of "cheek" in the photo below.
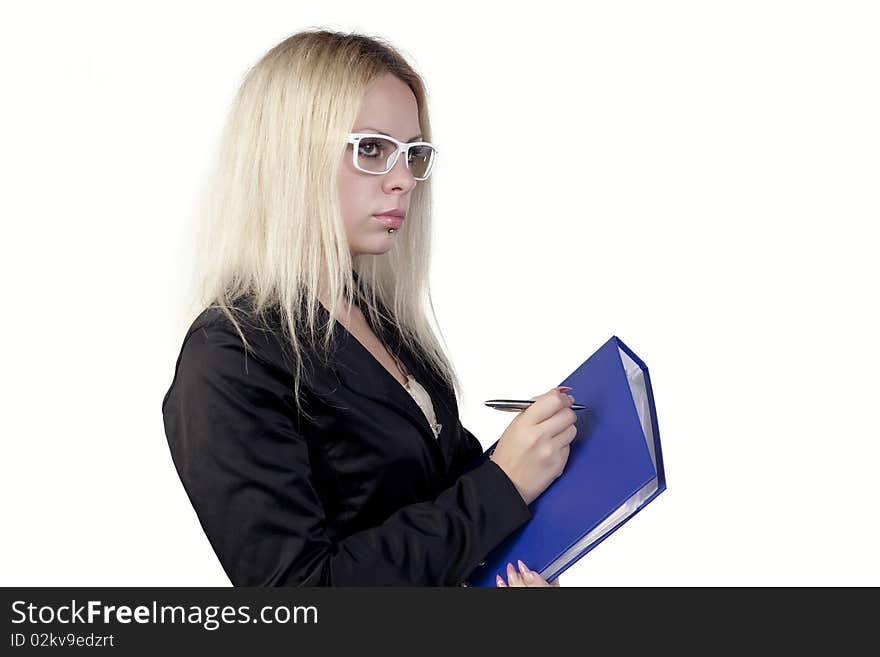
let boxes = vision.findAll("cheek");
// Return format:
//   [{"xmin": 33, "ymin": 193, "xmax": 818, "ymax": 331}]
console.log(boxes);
[
  {"xmin": 338, "ymin": 169, "xmax": 372, "ymax": 217},
  {"xmin": 337, "ymin": 172, "xmax": 380, "ymax": 243}
]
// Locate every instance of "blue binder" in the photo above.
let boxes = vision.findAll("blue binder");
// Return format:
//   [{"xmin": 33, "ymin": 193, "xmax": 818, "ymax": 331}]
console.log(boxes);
[{"xmin": 464, "ymin": 336, "xmax": 666, "ymax": 586}]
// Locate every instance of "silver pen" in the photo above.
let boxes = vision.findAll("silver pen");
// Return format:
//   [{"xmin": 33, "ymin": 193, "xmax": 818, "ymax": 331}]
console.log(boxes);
[
  {"xmin": 484, "ymin": 399, "xmax": 587, "ymax": 411},
  {"xmin": 483, "ymin": 397, "xmax": 586, "ymax": 459}
]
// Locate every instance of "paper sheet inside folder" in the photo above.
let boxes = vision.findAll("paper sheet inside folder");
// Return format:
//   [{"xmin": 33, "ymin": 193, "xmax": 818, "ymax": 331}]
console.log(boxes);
[{"xmin": 463, "ymin": 336, "xmax": 666, "ymax": 587}]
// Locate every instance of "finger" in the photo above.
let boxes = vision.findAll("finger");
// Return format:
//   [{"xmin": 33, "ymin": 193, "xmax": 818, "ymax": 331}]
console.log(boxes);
[
  {"xmin": 541, "ymin": 403, "xmax": 578, "ymax": 438},
  {"xmin": 525, "ymin": 390, "xmax": 573, "ymax": 423},
  {"xmin": 495, "ymin": 574, "xmax": 507, "ymax": 587},
  {"xmin": 506, "ymin": 562, "xmax": 523, "ymax": 586},
  {"xmin": 532, "ymin": 385, "xmax": 570, "ymax": 400},
  {"xmin": 518, "ymin": 560, "xmax": 549, "ymax": 587},
  {"xmin": 552, "ymin": 424, "xmax": 578, "ymax": 449},
  {"xmin": 517, "ymin": 560, "xmax": 543, "ymax": 587},
  {"xmin": 506, "ymin": 562, "xmax": 524, "ymax": 587},
  {"xmin": 550, "ymin": 578, "xmax": 560, "ymax": 587}
]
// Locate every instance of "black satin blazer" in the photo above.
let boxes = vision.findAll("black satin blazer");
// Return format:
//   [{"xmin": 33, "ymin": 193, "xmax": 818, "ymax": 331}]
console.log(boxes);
[{"xmin": 161, "ymin": 298, "xmax": 533, "ymax": 586}]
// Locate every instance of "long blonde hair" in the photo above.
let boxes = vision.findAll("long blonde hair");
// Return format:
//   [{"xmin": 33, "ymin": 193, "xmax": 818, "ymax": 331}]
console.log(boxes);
[{"xmin": 186, "ymin": 28, "xmax": 460, "ymax": 421}]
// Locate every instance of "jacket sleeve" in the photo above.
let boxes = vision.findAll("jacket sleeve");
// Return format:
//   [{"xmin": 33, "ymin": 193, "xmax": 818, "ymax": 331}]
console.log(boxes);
[{"xmin": 161, "ymin": 321, "xmax": 533, "ymax": 587}]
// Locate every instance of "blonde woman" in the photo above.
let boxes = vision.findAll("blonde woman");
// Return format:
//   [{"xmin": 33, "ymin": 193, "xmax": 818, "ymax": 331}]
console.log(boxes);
[{"xmin": 161, "ymin": 29, "xmax": 576, "ymax": 587}]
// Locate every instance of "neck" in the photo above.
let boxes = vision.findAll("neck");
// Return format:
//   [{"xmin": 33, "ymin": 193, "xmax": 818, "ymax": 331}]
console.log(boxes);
[{"xmin": 316, "ymin": 268, "xmax": 362, "ymax": 308}]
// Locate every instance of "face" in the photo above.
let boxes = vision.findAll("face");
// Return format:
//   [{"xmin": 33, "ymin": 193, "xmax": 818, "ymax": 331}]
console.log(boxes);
[{"xmin": 337, "ymin": 73, "xmax": 422, "ymax": 257}]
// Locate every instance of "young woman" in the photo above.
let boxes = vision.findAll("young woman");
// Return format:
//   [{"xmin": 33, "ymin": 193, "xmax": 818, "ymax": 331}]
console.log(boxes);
[{"xmin": 161, "ymin": 29, "xmax": 577, "ymax": 587}]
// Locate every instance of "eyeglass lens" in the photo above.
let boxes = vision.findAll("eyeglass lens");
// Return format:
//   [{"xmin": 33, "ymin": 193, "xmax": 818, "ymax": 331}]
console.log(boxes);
[{"xmin": 356, "ymin": 137, "xmax": 435, "ymax": 178}]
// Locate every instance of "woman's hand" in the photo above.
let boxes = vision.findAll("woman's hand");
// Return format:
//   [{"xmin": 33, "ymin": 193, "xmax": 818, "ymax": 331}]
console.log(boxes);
[
  {"xmin": 495, "ymin": 560, "xmax": 561, "ymax": 587},
  {"xmin": 490, "ymin": 387, "xmax": 578, "ymax": 506}
]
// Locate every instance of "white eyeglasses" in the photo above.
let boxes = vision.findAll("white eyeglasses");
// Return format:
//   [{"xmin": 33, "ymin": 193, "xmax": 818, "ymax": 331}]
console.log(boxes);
[{"xmin": 346, "ymin": 132, "xmax": 438, "ymax": 181}]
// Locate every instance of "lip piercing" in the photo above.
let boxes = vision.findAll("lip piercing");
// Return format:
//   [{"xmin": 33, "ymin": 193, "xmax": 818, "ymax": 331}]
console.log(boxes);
[{"xmin": 387, "ymin": 228, "xmax": 396, "ymax": 234}]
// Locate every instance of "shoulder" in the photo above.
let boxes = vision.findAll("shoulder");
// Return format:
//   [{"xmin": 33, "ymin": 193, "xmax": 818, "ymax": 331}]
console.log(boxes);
[
  {"xmin": 173, "ymin": 307, "xmax": 244, "ymax": 369},
  {"xmin": 162, "ymin": 303, "xmax": 304, "ymax": 418},
  {"xmin": 183, "ymin": 297, "xmax": 267, "ymax": 340},
  {"xmin": 183, "ymin": 298, "xmax": 297, "ymax": 362},
  {"xmin": 170, "ymin": 298, "xmax": 338, "ymax": 387},
  {"xmin": 169, "ymin": 303, "xmax": 293, "ymax": 392},
  {"xmin": 182, "ymin": 307, "xmax": 247, "ymax": 357}
]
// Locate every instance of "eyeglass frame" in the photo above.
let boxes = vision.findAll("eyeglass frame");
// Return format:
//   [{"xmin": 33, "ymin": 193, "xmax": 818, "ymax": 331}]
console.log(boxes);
[{"xmin": 346, "ymin": 132, "xmax": 438, "ymax": 181}]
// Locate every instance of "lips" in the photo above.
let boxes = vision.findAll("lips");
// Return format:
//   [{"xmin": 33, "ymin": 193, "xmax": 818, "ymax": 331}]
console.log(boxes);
[{"xmin": 373, "ymin": 214, "xmax": 404, "ymax": 229}]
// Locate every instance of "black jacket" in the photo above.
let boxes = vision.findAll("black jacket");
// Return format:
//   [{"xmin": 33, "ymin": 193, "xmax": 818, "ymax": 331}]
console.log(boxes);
[{"xmin": 161, "ymin": 298, "xmax": 533, "ymax": 586}]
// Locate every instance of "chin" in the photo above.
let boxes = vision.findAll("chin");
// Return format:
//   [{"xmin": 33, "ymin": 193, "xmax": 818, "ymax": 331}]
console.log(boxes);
[{"xmin": 355, "ymin": 234, "xmax": 396, "ymax": 256}]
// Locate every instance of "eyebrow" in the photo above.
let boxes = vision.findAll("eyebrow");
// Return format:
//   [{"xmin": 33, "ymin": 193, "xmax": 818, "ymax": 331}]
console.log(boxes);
[{"xmin": 356, "ymin": 127, "xmax": 423, "ymax": 142}]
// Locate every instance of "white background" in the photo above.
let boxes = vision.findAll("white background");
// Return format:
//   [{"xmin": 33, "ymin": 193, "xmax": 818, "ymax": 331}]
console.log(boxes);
[{"xmin": 1, "ymin": 1, "xmax": 877, "ymax": 586}]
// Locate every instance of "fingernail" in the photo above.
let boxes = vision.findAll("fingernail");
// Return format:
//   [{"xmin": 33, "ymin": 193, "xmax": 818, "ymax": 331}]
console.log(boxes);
[
  {"xmin": 496, "ymin": 574, "xmax": 504, "ymax": 586},
  {"xmin": 517, "ymin": 559, "xmax": 528, "ymax": 573},
  {"xmin": 557, "ymin": 386, "xmax": 573, "ymax": 392},
  {"xmin": 518, "ymin": 561, "xmax": 535, "ymax": 582}
]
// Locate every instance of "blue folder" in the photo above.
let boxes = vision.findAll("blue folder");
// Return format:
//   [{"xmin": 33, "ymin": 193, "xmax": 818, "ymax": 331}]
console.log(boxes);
[{"xmin": 463, "ymin": 336, "xmax": 666, "ymax": 586}]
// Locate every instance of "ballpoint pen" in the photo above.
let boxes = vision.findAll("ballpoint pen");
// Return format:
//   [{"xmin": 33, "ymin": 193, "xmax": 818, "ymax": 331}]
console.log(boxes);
[
  {"xmin": 483, "ymin": 393, "xmax": 586, "ymax": 459},
  {"xmin": 484, "ymin": 399, "xmax": 587, "ymax": 411}
]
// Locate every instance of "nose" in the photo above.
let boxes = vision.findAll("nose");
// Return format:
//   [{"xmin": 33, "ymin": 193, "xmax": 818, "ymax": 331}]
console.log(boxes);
[{"xmin": 382, "ymin": 150, "xmax": 417, "ymax": 193}]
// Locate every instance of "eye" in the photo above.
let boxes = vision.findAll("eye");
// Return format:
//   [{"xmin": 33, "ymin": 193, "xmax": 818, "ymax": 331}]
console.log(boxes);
[{"xmin": 358, "ymin": 138, "xmax": 387, "ymax": 159}]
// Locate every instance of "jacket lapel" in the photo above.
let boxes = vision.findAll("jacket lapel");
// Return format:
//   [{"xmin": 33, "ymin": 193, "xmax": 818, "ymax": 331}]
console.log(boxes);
[
  {"xmin": 318, "ymin": 302, "xmax": 448, "ymax": 468},
  {"xmin": 393, "ymin": 341, "xmax": 459, "ymax": 469}
]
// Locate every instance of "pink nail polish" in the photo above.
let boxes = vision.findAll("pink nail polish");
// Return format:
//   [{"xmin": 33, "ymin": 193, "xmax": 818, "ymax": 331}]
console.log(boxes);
[
  {"xmin": 557, "ymin": 386, "xmax": 573, "ymax": 392},
  {"xmin": 517, "ymin": 559, "xmax": 528, "ymax": 573},
  {"xmin": 496, "ymin": 575, "xmax": 504, "ymax": 586}
]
